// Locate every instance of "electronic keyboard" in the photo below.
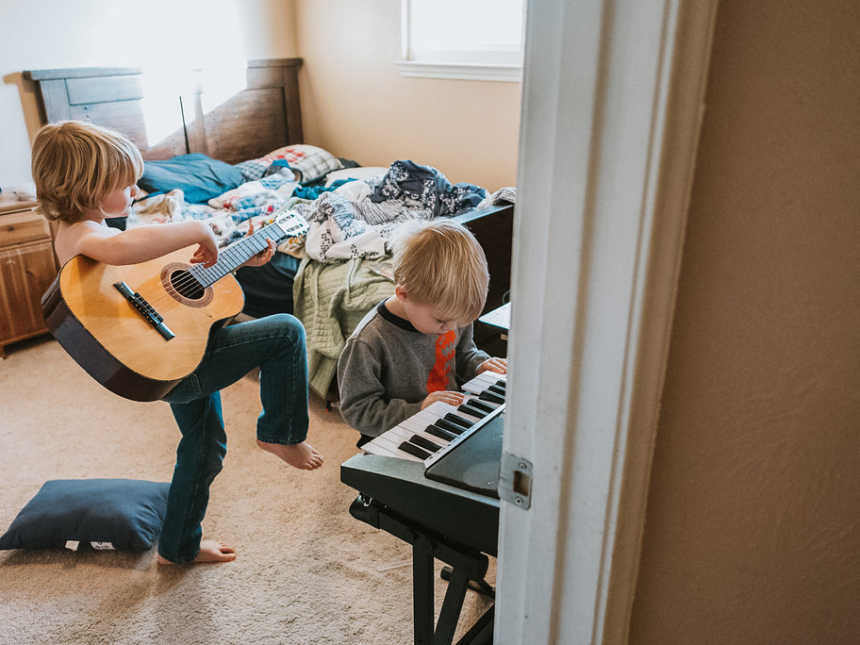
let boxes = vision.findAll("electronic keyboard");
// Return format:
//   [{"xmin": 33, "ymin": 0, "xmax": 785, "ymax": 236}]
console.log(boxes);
[
  {"xmin": 361, "ymin": 372, "xmax": 506, "ymax": 464},
  {"xmin": 340, "ymin": 371, "xmax": 507, "ymax": 644}
]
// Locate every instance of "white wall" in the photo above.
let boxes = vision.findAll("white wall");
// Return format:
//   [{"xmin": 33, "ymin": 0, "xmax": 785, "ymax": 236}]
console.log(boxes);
[{"xmin": 0, "ymin": 0, "xmax": 298, "ymax": 191}]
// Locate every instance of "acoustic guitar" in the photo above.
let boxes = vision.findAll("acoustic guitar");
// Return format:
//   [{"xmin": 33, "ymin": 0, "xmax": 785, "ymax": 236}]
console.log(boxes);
[{"xmin": 41, "ymin": 213, "xmax": 307, "ymax": 402}]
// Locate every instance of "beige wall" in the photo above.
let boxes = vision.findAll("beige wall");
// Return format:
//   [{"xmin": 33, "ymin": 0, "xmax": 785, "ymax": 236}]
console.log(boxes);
[
  {"xmin": 294, "ymin": 0, "xmax": 521, "ymax": 192},
  {"xmin": 630, "ymin": 1, "xmax": 860, "ymax": 642},
  {"xmin": 0, "ymin": 0, "xmax": 298, "ymax": 189}
]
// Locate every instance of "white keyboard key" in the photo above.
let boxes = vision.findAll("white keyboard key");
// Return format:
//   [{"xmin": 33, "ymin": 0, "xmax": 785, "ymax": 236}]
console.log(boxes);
[{"xmin": 361, "ymin": 373, "xmax": 507, "ymax": 462}]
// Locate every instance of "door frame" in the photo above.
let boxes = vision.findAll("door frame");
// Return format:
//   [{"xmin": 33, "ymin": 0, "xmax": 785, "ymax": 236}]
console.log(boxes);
[{"xmin": 495, "ymin": 1, "xmax": 719, "ymax": 642}]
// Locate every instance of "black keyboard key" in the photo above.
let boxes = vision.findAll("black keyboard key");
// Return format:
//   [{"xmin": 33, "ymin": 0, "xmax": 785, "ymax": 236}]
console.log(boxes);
[
  {"xmin": 478, "ymin": 391, "xmax": 505, "ymax": 405},
  {"xmin": 425, "ymin": 424, "xmax": 457, "ymax": 441},
  {"xmin": 459, "ymin": 403, "xmax": 488, "ymax": 418},
  {"xmin": 399, "ymin": 441, "xmax": 431, "ymax": 460},
  {"xmin": 488, "ymin": 384, "xmax": 506, "ymax": 397},
  {"xmin": 444, "ymin": 413, "xmax": 474, "ymax": 428},
  {"xmin": 495, "ymin": 379, "xmax": 506, "ymax": 389},
  {"xmin": 410, "ymin": 434, "xmax": 441, "ymax": 453},
  {"xmin": 469, "ymin": 398, "xmax": 497, "ymax": 413},
  {"xmin": 436, "ymin": 418, "xmax": 466, "ymax": 435}
]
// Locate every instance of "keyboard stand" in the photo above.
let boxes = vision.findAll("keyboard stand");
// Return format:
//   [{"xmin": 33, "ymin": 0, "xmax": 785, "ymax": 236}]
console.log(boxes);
[
  {"xmin": 441, "ymin": 566, "xmax": 495, "ymax": 599},
  {"xmin": 349, "ymin": 496, "xmax": 495, "ymax": 645}
]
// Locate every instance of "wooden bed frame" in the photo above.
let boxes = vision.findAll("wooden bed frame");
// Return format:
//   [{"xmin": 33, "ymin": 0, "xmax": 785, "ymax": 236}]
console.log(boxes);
[
  {"xmin": 23, "ymin": 58, "xmax": 304, "ymax": 164},
  {"xmin": 22, "ymin": 58, "xmax": 513, "ymax": 323}
]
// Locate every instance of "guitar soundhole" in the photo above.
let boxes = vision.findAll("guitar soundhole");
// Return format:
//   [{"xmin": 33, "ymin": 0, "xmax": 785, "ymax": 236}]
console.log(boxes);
[
  {"xmin": 170, "ymin": 270, "xmax": 205, "ymax": 300},
  {"xmin": 161, "ymin": 263, "xmax": 213, "ymax": 308}
]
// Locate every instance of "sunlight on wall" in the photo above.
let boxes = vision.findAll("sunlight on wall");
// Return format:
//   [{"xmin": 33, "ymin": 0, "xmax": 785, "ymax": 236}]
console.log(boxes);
[
  {"xmin": 137, "ymin": 0, "xmax": 248, "ymax": 144},
  {"xmin": 1, "ymin": 0, "xmax": 296, "ymax": 186}
]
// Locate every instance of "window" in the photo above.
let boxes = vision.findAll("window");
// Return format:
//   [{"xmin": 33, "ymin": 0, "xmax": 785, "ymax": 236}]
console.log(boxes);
[{"xmin": 398, "ymin": 0, "xmax": 525, "ymax": 82}]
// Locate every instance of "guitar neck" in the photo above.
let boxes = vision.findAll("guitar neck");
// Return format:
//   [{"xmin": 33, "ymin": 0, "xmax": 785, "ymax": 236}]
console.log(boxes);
[{"xmin": 190, "ymin": 219, "xmax": 299, "ymax": 287}]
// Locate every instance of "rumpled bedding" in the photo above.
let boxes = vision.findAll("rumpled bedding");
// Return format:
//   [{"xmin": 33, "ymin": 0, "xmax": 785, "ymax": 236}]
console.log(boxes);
[
  {"xmin": 476, "ymin": 185, "xmax": 517, "ymax": 209},
  {"xmin": 292, "ymin": 160, "xmax": 487, "ymax": 263},
  {"xmin": 128, "ymin": 159, "xmax": 485, "ymax": 260},
  {"xmin": 292, "ymin": 256, "xmax": 396, "ymax": 398},
  {"xmin": 289, "ymin": 182, "xmax": 423, "ymax": 263},
  {"xmin": 128, "ymin": 173, "xmax": 301, "ymax": 248},
  {"xmin": 369, "ymin": 160, "xmax": 486, "ymax": 218}
]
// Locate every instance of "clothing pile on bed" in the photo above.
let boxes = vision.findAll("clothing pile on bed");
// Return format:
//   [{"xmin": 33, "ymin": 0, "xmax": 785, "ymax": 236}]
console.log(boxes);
[
  {"xmin": 127, "ymin": 145, "xmax": 511, "ymax": 398},
  {"xmin": 288, "ymin": 160, "xmax": 486, "ymax": 263},
  {"xmin": 128, "ymin": 145, "xmax": 340, "ymax": 250},
  {"xmin": 131, "ymin": 152, "xmax": 488, "ymax": 260}
]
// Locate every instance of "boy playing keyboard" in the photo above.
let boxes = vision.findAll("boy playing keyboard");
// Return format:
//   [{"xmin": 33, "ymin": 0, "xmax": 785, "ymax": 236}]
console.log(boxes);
[{"xmin": 337, "ymin": 220, "xmax": 507, "ymax": 447}]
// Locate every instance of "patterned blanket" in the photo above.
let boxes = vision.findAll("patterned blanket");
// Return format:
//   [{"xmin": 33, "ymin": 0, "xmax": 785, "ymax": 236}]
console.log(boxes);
[
  {"xmin": 129, "ymin": 173, "xmax": 302, "ymax": 251},
  {"xmin": 294, "ymin": 160, "xmax": 487, "ymax": 263},
  {"xmin": 129, "ymin": 160, "xmax": 486, "ymax": 262}
]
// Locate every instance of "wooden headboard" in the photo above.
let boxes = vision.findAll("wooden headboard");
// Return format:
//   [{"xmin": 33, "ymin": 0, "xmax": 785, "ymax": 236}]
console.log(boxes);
[{"xmin": 23, "ymin": 58, "xmax": 303, "ymax": 164}]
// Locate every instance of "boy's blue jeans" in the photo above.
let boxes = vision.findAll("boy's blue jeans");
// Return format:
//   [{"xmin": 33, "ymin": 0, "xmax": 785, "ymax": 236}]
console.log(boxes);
[{"xmin": 157, "ymin": 314, "xmax": 309, "ymax": 563}]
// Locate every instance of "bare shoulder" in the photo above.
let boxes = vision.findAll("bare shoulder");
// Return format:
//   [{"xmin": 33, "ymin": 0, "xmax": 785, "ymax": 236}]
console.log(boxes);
[{"xmin": 55, "ymin": 220, "xmax": 118, "ymax": 266}]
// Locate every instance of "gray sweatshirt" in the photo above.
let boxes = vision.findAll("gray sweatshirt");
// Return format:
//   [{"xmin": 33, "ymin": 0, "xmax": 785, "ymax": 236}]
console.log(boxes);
[{"xmin": 337, "ymin": 300, "xmax": 490, "ymax": 437}]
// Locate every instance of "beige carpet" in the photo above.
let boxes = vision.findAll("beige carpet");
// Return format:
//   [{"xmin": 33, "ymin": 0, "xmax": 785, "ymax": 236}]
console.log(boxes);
[{"xmin": 0, "ymin": 336, "xmax": 494, "ymax": 645}]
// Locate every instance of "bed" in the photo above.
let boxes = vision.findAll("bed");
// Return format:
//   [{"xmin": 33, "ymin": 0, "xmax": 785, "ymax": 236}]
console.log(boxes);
[{"xmin": 23, "ymin": 58, "xmax": 515, "ymax": 400}]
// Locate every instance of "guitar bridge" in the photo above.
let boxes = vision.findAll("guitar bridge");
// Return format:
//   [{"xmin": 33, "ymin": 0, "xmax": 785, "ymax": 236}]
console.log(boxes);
[{"xmin": 114, "ymin": 281, "xmax": 175, "ymax": 340}]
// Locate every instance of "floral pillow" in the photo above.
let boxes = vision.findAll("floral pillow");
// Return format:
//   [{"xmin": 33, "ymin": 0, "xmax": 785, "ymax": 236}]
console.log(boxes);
[
  {"xmin": 262, "ymin": 145, "xmax": 344, "ymax": 183},
  {"xmin": 234, "ymin": 158, "xmax": 275, "ymax": 183},
  {"xmin": 235, "ymin": 145, "xmax": 343, "ymax": 184}
]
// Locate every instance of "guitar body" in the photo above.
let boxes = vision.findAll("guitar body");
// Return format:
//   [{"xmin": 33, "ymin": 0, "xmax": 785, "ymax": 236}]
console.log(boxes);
[{"xmin": 42, "ymin": 245, "xmax": 244, "ymax": 401}]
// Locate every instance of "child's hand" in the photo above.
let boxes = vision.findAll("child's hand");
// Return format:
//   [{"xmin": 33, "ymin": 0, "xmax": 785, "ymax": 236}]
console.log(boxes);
[
  {"xmin": 477, "ymin": 357, "xmax": 508, "ymax": 375},
  {"xmin": 189, "ymin": 221, "xmax": 219, "ymax": 268},
  {"xmin": 240, "ymin": 220, "xmax": 276, "ymax": 268},
  {"xmin": 421, "ymin": 390, "xmax": 465, "ymax": 410}
]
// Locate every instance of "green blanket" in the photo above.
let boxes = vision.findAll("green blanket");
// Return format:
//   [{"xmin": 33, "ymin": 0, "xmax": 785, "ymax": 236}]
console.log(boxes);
[{"xmin": 292, "ymin": 257, "xmax": 395, "ymax": 399}]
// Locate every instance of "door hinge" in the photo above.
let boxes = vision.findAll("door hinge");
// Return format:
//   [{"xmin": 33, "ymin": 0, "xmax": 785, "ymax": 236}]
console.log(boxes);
[{"xmin": 499, "ymin": 452, "xmax": 533, "ymax": 509}]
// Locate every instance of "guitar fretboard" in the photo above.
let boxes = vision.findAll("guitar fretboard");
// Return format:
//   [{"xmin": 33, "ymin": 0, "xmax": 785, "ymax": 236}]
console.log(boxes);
[{"xmin": 189, "ymin": 218, "xmax": 304, "ymax": 287}]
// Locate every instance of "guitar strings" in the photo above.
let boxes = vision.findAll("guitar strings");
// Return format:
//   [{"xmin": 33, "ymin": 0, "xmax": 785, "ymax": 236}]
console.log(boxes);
[
  {"xmin": 167, "ymin": 218, "xmax": 297, "ymax": 291},
  {"xmin": 145, "ymin": 236, "xmax": 267, "ymax": 304},
  {"xmin": 144, "ymin": 224, "xmax": 288, "ymax": 306},
  {"xmin": 141, "ymin": 219, "xmax": 305, "ymax": 309},
  {"xmin": 142, "ymin": 218, "xmax": 306, "ymax": 307}
]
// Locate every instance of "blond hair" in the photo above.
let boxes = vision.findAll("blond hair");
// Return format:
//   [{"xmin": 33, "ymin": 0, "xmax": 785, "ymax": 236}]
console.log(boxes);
[
  {"xmin": 392, "ymin": 219, "xmax": 489, "ymax": 323},
  {"xmin": 31, "ymin": 121, "xmax": 143, "ymax": 223}
]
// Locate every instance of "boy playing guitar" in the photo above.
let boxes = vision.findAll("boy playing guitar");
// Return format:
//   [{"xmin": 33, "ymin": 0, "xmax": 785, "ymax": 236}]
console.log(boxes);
[{"xmin": 32, "ymin": 120, "xmax": 323, "ymax": 564}]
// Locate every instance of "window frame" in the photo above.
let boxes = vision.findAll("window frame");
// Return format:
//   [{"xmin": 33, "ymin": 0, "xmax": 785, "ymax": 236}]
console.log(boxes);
[{"xmin": 397, "ymin": 0, "xmax": 523, "ymax": 82}]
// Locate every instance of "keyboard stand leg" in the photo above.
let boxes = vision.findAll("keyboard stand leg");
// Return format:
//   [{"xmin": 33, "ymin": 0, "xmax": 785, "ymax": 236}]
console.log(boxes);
[
  {"xmin": 348, "ymin": 496, "xmax": 492, "ymax": 645},
  {"xmin": 455, "ymin": 606, "xmax": 494, "ymax": 645},
  {"xmin": 413, "ymin": 534, "xmax": 435, "ymax": 645},
  {"xmin": 434, "ymin": 565, "xmax": 469, "ymax": 644},
  {"xmin": 440, "ymin": 565, "xmax": 495, "ymax": 599}
]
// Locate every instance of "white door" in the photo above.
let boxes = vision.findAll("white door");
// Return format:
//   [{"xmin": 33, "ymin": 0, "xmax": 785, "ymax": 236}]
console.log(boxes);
[{"xmin": 495, "ymin": 1, "xmax": 719, "ymax": 643}]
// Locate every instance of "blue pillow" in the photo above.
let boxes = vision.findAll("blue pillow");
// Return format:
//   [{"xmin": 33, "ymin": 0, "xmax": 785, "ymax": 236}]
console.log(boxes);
[
  {"xmin": 139, "ymin": 153, "xmax": 245, "ymax": 204},
  {"xmin": 0, "ymin": 479, "xmax": 169, "ymax": 552}
]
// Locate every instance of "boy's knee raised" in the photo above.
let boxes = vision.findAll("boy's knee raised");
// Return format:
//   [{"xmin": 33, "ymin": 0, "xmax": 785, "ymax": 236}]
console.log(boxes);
[{"xmin": 273, "ymin": 313, "xmax": 306, "ymax": 344}]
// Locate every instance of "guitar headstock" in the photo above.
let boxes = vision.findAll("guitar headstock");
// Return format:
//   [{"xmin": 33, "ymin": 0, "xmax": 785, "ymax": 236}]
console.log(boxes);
[{"xmin": 272, "ymin": 209, "xmax": 309, "ymax": 239}]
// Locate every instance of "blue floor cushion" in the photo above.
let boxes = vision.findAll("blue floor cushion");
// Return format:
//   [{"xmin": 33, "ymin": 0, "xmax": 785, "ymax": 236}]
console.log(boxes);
[{"xmin": 0, "ymin": 479, "xmax": 170, "ymax": 552}]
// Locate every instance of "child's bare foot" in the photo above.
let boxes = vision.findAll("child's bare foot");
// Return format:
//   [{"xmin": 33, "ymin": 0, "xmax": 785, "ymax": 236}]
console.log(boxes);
[
  {"xmin": 257, "ymin": 439, "xmax": 324, "ymax": 470},
  {"xmin": 156, "ymin": 539, "xmax": 236, "ymax": 565}
]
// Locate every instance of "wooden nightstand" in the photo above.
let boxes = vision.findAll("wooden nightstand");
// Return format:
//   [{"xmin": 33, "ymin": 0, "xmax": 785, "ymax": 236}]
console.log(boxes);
[{"xmin": 0, "ymin": 200, "xmax": 57, "ymax": 357}]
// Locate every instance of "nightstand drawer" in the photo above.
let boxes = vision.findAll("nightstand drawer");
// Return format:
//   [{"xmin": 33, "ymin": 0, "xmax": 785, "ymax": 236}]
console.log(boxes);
[
  {"xmin": 0, "ymin": 210, "xmax": 50, "ymax": 248},
  {"xmin": 0, "ymin": 238, "xmax": 57, "ymax": 356}
]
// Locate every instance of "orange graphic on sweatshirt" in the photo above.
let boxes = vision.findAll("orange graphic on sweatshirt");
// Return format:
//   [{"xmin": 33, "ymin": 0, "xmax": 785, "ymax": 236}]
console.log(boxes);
[{"xmin": 426, "ymin": 330, "xmax": 456, "ymax": 392}]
